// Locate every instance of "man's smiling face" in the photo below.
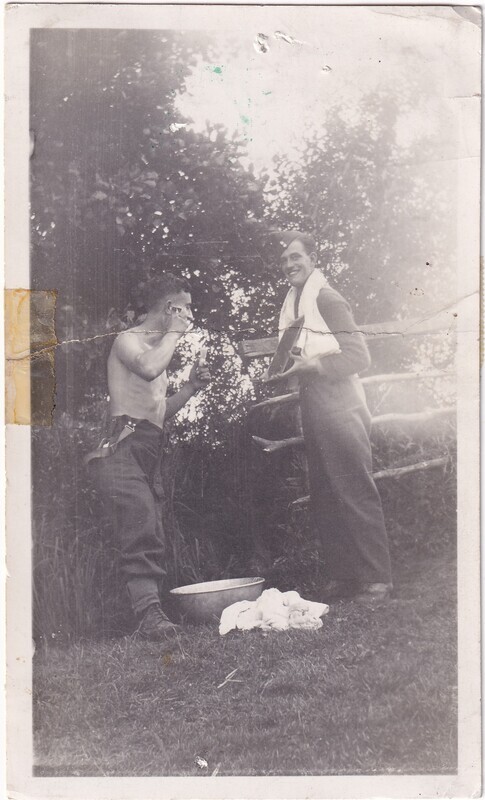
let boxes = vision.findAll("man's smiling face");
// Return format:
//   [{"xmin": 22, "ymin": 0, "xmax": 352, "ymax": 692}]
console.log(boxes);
[{"xmin": 280, "ymin": 238, "xmax": 316, "ymax": 287}]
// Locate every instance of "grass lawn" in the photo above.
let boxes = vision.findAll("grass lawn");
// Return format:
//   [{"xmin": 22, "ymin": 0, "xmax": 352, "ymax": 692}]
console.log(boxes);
[{"xmin": 33, "ymin": 547, "xmax": 456, "ymax": 777}]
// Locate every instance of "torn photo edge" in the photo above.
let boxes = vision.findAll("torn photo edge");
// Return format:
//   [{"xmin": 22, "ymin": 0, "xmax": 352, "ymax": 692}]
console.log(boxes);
[{"xmin": 4, "ymin": 3, "xmax": 481, "ymax": 799}]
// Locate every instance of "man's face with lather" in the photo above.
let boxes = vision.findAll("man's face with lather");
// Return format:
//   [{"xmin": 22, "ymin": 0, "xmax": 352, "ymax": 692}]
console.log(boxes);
[
  {"xmin": 280, "ymin": 238, "xmax": 316, "ymax": 288},
  {"xmin": 165, "ymin": 291, "xmax": 193, "ymax": 323},
  {"xmin": 153, "ymin": 291, "xmax": 194, "ymax": 326}
]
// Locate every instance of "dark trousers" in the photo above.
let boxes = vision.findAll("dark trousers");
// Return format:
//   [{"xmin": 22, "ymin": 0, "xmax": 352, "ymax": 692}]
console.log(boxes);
[
  {"xmin": 91, "ymin": 419, "xmax": 165, "ymax": 615},
  {"xmin": 299, "ymin": 377, "xmax": 392, "ymax": 586}
]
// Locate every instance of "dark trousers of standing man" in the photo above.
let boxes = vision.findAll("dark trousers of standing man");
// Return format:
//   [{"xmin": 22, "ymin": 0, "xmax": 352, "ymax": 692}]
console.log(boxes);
[
  {"xmin": 299, "ymin": 374, "xmax": 392, "ymax": 586},
  {"xmin": 90, "ymin": 418, "xmax": 166, "ymax": 616}
]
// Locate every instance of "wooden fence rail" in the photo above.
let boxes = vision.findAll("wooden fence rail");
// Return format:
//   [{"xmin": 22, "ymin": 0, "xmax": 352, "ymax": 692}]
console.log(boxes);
[
  {"xmin": 238, "ymin": 311, "xmax": 457, "ymax": 361},
  {"xmin": 251, "ymin": 371, "xmax": 453, "ymax": 412},
  {"xmin": 290, "ymin": 456, "xmax": 451, "ymax": 508},
  {"xmin": 252, "ymin": 407, "xmax": 455, "ymax": 454},
  {"xmin": 240, "ymin": 308, "xmax": 456, "ymax": 498}
]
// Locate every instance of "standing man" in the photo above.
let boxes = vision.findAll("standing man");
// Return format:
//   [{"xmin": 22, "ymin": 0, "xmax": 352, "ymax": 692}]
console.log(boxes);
[
  {"xmin": 88, "ymin": 273, "xmax": 210, "ymax": 640},
  {"xmin": 271, "ymin": 230, "xmax": 392, "ymax": 603}
]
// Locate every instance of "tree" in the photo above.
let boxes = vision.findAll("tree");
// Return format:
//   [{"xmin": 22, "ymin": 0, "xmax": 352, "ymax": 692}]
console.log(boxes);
[
  {"xmin": 265, "ymin": 94, "xmax": 457, "ymax": 326},
  {"xmin": 30, "ymin": 29, "xmax": 271, "ymax": 429}
]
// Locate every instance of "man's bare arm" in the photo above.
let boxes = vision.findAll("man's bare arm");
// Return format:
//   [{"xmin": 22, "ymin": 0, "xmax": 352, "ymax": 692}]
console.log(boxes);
[
  {"xmin": 165, "ymin": 383, "xmax": 197, "ymax": 419},
  {"xmin": 165, "ymin": 363, "xmax": 211, "ymax": 419},
  {"xmin": 114, "ymin": 328, "xmax": 184, "ymax": 382}
]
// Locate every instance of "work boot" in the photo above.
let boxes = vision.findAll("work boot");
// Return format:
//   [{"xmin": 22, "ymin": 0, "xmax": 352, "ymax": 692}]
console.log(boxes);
[
  {"xmin": 135, "ymin": 603, "xmax": 181, "ymax": 641},
  {"xmin": 354, "ymin": 583, "xmax": 393, "ymax": 605}
]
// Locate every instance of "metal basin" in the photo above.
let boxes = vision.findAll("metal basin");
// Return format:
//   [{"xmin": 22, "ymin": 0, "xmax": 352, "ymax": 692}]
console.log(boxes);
[{"xmin": 170, "ymin": 577, "xmax": 265, "ymax": 624}]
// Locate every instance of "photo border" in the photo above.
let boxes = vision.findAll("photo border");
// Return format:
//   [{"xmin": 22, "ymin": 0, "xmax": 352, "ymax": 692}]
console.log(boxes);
[{"xmin": 5, "ymin": 4, "xmax": 481, "ymax": 798}]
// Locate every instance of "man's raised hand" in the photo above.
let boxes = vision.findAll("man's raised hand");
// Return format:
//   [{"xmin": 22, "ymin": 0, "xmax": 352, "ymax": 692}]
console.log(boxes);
[
  {"xmin": 169, "ymin": 309, "xmax": 193, "ymax": 335},
  {"xmin": 188, "ymin": 362, "xmax": 211, "ymax": 391}
]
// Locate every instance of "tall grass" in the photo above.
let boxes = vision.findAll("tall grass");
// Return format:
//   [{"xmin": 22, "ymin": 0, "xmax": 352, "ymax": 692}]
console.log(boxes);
[
  {"xmin": 32, "ymin": 403, "xmax": 456, "ymax": 643},
  {"xmin": 32, "ymin": 413, "xmax": 248, "ymax": 642}
]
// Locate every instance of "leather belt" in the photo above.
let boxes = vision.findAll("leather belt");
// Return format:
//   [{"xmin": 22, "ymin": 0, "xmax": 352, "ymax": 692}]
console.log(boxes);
[{"xmin": 84, "ymin": 417, "xmax": 138, "ymax": 466}]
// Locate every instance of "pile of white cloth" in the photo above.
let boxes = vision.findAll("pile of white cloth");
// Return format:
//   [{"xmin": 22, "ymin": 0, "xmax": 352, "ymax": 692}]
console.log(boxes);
[{"xmin": 219, "ymin": 588, "xmax": 329, "ymax": 636}]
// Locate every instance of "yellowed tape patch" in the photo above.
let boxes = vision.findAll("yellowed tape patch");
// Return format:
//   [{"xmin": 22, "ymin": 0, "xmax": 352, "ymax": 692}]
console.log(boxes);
[{"xmin": 5, "ymin": 289, "xmax": 57, "ymax": 425}]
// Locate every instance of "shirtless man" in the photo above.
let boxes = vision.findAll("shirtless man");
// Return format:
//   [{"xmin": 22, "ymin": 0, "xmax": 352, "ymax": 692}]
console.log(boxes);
[{"xmin": 90, "ymin": 273, "xmax": 210, "ymax": 640}]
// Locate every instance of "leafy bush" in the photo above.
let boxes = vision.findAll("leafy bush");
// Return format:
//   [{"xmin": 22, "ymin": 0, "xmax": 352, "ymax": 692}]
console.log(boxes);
[
  {"xmin": 29, "ymin": 30, "xmax": 457, "ymax": 644},
  {"xmin": 33, "ymin": 403, "xmax": 456, "ymax": 643}
]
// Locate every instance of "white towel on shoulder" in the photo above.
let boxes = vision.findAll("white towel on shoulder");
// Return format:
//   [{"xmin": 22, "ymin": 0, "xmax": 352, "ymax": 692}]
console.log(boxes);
[{"xmin": 279, "ymin": 268, "xmax": 340, "ymax": 360}]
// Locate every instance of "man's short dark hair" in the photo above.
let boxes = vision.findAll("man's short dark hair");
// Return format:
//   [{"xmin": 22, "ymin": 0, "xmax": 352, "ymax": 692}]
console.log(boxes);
[
  {"xmin": 143, "ymin": 272, "xmax": 191, "ymax": 311},
  {"xmin": 273, "ymin": 230, "xmax": 317, "ymax": 258}
]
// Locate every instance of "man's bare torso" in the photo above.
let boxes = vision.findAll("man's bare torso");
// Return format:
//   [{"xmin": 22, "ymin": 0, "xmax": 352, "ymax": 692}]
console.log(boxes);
[{"xmin": 108, "ymin": 331, "xmax": 168, "ymax": 429}]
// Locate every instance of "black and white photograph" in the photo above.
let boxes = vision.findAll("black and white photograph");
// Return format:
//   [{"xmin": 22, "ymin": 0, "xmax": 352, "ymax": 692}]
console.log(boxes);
[{"xmin": 5, "ymin": 4, "xmax": 481, "ymax": 798}]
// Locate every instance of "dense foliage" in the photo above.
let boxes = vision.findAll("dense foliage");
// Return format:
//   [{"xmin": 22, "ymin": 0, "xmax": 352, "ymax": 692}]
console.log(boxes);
[
  {"xmin": 31, "ymin": 30, "xmax": 456, "ymax": 426},
  {"xmin": 31, "ymin": 29, "xmax": 272, "ymax": 430},
  {"xmin": 30, "ymin": 30, "xmax": 457, "ymax": 640},
  {"xmin": 268, "ymin": 95, "xmax": 457, "ymax": 323}
]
